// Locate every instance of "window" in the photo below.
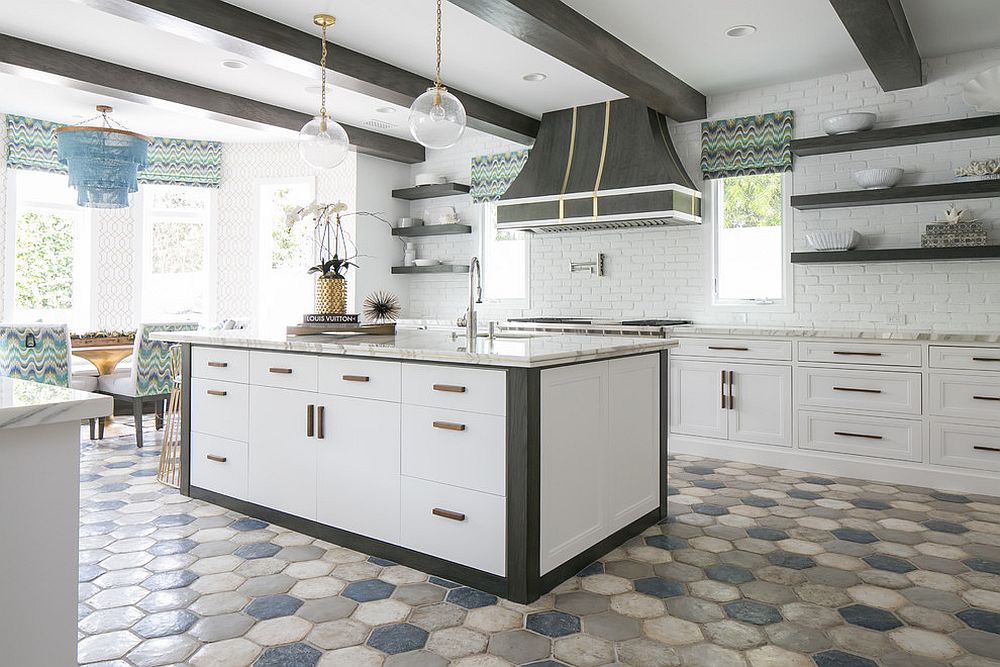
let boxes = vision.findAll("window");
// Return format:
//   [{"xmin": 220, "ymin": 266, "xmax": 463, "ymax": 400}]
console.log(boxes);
[
  {"xmin": 710, "ymin": 172, "xmax": 790, "ymax": 307},
  {"xmin": 10, "ymin": 170, "xmax": 90, "ymax": 328},
  {"xmin": 141, "ymin": 185, "xmax": 212, "ymax": 322},
  {"xmin": 256, "ymin": 179, "xmax": 315, "ymax": 329},
  {"xmin": 480, "ymin": 204, "xmax": 529, "ymax": 305}
]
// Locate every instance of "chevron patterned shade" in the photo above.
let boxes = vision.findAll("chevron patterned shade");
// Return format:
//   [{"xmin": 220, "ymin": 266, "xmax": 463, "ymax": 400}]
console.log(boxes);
[
  {"xmin": 701, "ymin": 111, "xmax": 794, "ymax": 180},
  {"xmin": 471, "ymin": 150, "xmax": 530, "ymax": 203}
]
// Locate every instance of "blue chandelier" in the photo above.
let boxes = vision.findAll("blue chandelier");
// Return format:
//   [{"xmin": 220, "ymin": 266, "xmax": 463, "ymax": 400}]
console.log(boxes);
[{"xmin": 55, "ymin": 105, "xmax": 151, "ymax": 209}]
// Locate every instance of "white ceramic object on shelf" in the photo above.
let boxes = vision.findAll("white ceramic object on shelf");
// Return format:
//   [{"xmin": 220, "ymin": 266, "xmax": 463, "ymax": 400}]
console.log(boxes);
[
  {"xmin": 854, "ymin": 167, "xmax": 904, "ymax": 189},
  {"xmin": 822, "ymin": 112, "xmax": 877, "ymax": 135},
  {"xmin": 413, "ymin": 259, "xmax": 440, "ymax": 267},
  {"xmin": 806, "ymin": 229, "xmax": 861, "ymax": 252},
  {"xmin": 414, "ymin": 173, "xmax": 448, "ymax": 187},
  {"xmin": 963, "ymin": 65, "xmax": 1000, "ymax": 112},
  {"xmin": 423, "ymin": 205, "xmax": 460, "ymax": 225}
]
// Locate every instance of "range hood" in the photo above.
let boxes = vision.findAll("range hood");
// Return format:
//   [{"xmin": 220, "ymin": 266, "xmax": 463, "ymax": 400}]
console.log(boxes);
[{"xmin": 496, "ymin": 98, "xmax": 701, "ymax": 233}]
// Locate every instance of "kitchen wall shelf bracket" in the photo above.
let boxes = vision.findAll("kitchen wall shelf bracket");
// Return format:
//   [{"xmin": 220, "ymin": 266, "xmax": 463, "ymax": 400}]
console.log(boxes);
[
  {"xmin": 391, "ymin": 224, "xmax": 472, "ymax": 237},
  {"xmin": 790, "ymin": 180, "xmax": 1000, "ymax": 210},
  {"xmin": 391, "ymin": 264, "xmax": 470, "ymax": 274},
  {"xmin": 791, "ymin": 245, "xmax": 1000, "ymax": 264},
  {"xmin": 791, "ymin": 115, "xmax": 1000, "ymax": 157},
  {"xmin": 391, "ymin": 183, "xmax": 471, "ymax": 200}
]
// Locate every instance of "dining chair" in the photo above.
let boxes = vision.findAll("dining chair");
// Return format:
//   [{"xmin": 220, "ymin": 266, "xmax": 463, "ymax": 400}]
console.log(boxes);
[
  {"xmin": 97, "ymin": 322, "xmax": 199, "ymax": 448},
  {"xmin": 0, "ymin": 323, "xmax": 102, "ymax": 438}
]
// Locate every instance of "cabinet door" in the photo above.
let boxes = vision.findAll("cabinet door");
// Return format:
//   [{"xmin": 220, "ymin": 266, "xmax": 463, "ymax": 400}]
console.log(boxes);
[
  {"xmin": 607, "ymin": 354, "xmax": 660, "ymax": 532},
  {"xmin": 669, "ymin": 359, "xmax": 728, "ymax": 439},
  {"xmin": 728, "ymin": 363, "xmax": 792, "ymax": 447},
  {"xmin": 248, "ymin": 385, "xmax": 318, "ymax": 520},
  {"xmin": 316, "ymin": 396, "xmax": 401, "ymax": 543}
]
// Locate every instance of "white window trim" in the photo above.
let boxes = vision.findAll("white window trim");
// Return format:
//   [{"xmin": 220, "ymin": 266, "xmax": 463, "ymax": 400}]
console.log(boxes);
[
  {"xmin": 705, "ymin": 172, "xmax": 794, "ymax": 314},
  {"xmin": 477, "ymin": 202, "xmax": 531, "ymax": 310}
]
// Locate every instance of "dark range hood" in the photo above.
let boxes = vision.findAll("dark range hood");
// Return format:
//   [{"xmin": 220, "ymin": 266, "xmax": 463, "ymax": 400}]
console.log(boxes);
[{"xmin": 496, "ymin": 98, "xmax": 702, "ymax": 233}]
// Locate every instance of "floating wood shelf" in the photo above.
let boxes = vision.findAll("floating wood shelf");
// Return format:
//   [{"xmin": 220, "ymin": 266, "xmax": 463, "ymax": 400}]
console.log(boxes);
[
  {"xmin": 391, "ymin": 183, "xmax": 471, "ymax": 200},
  {"xmin": 791, "ymin": 115, "xmax": 1000, "ymax": 156},
  {"xmin": 391, "ymin": 264, "xmax": 470, "ymax": 274},
  {"xmin": 391, "ymin": 224, "xmax": 472, "ymax": 237},
  {"xmin": 790, "ymin": 180, "xmax": 1000, "ymax": 210},
  {"xmin": 791, "ymin": 246, "xmax": 1000, "ymax": 264}
]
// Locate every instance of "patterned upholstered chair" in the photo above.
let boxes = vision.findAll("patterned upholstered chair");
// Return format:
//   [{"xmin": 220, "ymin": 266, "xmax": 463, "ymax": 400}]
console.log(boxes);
[
  {"xmin": 97, "ymin": 322, "xmax": 198, "ymax": 448},
  {"xmin": 0, "ymin": 323, "xmax": 101, "ymax": 438}
]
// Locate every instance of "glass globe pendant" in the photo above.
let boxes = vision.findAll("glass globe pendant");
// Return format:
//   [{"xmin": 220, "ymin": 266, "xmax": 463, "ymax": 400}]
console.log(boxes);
[
  {"xmin": 299, "ymin": 14, "xmax": 350, "ymax": 169},
  {"xmin": 408, "ymin": 0, "xmax": 466, "ymax": 149}
]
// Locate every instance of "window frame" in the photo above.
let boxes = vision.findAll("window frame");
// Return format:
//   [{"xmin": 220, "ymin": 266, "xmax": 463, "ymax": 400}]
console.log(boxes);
[
  {"xmin": 477, "ymin": 202, "xmax": 531, "ymax": 309},
  {"xmin": 705, "ymin": 171, "xmax": 794, "ymax": 314}
]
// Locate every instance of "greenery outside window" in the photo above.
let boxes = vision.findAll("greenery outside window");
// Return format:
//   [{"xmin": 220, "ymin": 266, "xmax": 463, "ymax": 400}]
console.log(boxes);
[
  {"xmin": 256, "ymin": 178, "xmax": 315, "ymax": 329},
  {"xmin": 480, "ymin": 204, "xmax": 529, "ymax": 307}
]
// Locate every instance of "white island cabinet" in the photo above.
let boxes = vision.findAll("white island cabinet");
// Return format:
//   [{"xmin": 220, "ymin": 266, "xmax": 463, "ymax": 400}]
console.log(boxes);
[{"xmin": 160, "ymin": 329, "xmax": 676, "ymax": 603}]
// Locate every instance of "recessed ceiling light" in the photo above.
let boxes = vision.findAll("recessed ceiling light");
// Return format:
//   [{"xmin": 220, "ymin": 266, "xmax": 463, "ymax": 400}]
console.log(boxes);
[
  {"xmin": 522, "ymin": 72, "xmax": 547, "ymax": 82},
  {"xmin": 376, "ymin": 106, "xmax": 396, "ymax": 114},
  {"xmin": 221, "ymin": 59, "xmax": 248, "ymax": 69},
  {"xmin": 724, "ymin": 24, "xmax": 757, "ymax": 38}
]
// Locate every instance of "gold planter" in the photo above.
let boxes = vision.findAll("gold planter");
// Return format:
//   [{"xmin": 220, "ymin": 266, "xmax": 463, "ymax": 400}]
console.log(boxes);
[{"xmin": 315, "ymin": 276, "xmax": 347, "ymax": 314}]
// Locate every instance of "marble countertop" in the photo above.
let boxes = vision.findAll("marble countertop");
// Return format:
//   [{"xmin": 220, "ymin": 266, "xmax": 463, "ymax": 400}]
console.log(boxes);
[
  {"xmin": 154, "ymin": 329, "xmax": 678, "ymax": 368},
  {"xmin": 668, "ymin": 325, "xmax": 1000, "ymax": 343},
  {"xmin": 0, "ymin": 378, "xmax": 112, "ymax": 430}
]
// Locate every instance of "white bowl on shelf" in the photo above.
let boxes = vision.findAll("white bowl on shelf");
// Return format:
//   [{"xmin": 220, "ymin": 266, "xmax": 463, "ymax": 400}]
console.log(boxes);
[
  {"xmin": 412, "ymin": 259, "xmax": 440, "ymax": 267},
  {"xmin": 806, "ymin": 229, "xmax": 861, "ymax": 252},
  {"xmin": 853, "ymin": 167, "xmax": 904, "ymax": 189},
  {"xmin": 822, "ymin": 112, "xmax": 877, "ymax": 135}
]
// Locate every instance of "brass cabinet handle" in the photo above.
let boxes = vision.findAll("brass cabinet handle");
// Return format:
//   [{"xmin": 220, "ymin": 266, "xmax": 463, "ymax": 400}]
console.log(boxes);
[
  {"xmin": 833, "ymin": 351, "xmax": 883, "ymax": 357},
  {"xmin": 728, "ymin": 370, "xmax": 734, "ymax": 411},
  {"xmin": 974, "ymin": 445, "xmax": 1000, "ymax": 453},
  {"xmin": 708, "ymin": 346, "xmax": 749, "ymax": 352},
  {"xmin": 317, "ymin": 405, "xmax": 325, "ymax": 439},
  {"xmin": 342, "ymin": 375, "xmax": 370, "ymax": 382},
  {"xmin": 834, "ymin": 431, "xmax": 884, "ymax": 440},
  {"xmin": 833, "ymin": 386, "xmax": 883, "ymax": 394},
  {"xmin": 206, "ymin": 389, "xmax": 227, "ymax": 397},
  {"xmin": 433, "ymin": 420, "xmax": 466, "ymax": 432},
  {"xmin": 306, "ymin": 404, "xmax": 314, "ymax": 437},
  {"xmin": 973, "ymin": 395, "xmax": 1000, "ymax": 402},
  {"xmin": 720, "ymin": 370, "xmax": 727, "ymax": 410},
  {"xmin": 433, "ymin": 384, "xmax": 466, "ymax": 393},
  {"xmin": 432, "ymin": 508, "xmax": 466, "ymax": 522},
  {"xmin": 269, "ymin": 367, "xmax": 293, "ymax": 374},
  {"xmin": 206, "ymin": 454, "xmax": 227, "ymax": 463},
  {"xmin": 207, "ymin": 361, "xmax": 229, "ymax": 368},
  {"xmin": 972, "ymin": 357, "xmax": 1000, "ymax": 362}
]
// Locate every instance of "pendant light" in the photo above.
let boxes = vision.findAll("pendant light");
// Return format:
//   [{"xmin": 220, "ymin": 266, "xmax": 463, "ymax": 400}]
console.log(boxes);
[
  {"xmin": 408, "ymin": 0, "xmax": 467, "ymax": 149},
  {"xmin": 54, "ymin": 105, "xmax": 151, "ymax": 209},
  {"xmin": 299, "ymin": 13, "xmax": 350, "ymax": 170}
]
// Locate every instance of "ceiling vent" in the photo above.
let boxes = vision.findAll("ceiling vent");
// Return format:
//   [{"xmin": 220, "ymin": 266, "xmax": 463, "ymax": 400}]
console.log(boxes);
[{"xmin": 362, "ymin": 118, "xmax": 397, "ymax": 131}]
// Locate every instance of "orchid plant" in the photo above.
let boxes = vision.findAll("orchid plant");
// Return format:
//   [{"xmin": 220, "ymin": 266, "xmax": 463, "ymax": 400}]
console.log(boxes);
[{"xmin": 284, "ymin": 201, "xmax": 392, "ymax": 280}]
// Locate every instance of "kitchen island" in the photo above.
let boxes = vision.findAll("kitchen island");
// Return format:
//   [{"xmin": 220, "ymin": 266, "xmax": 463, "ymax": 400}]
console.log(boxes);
[{"xmin": 156, "ymin": 329, "xmax": 676, "ymax": 602}]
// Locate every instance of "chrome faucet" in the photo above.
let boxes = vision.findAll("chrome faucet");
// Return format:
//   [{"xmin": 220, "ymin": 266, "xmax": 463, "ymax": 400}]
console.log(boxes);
[{"xmin": 457, "ymin": 256, "xmax": 482, "ymax": 340}]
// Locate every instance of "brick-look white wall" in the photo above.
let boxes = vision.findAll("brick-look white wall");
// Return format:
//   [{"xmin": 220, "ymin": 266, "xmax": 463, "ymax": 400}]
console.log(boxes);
[{"xmin": 406, "ymin": 48, "xmax": 1000, "ymax": 332}]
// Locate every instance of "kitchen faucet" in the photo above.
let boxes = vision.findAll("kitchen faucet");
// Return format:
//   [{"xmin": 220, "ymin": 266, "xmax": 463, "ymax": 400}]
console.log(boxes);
[{"xmin": 457, "ymin": 256, "xmax": 482, "ymax": 340}]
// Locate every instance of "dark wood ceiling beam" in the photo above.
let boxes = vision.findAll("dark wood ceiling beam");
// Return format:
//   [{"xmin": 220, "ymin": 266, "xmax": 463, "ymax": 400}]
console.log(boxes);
[
  {"xmin": 829, "ymin": 0, "xmax": 922, "ymax": 91},
  {"xmin": 446, "ymin": 0, "xmax": 706, "ymax": 122},
  {"xmin": 69, "ymin": 0, "xmax": 539, "ymax": 144},
  {"xmin": 0, "ymin": 34, "xmax": 425, "ymax": 164}
]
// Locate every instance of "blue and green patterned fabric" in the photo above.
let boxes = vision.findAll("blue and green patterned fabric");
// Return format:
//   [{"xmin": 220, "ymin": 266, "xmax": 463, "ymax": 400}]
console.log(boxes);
[
  {"xmin": 471, "ymin": 150, "xmax": 530, "ymax": 203},
  {"xmin": 133, "ymin": 322, "xmax": 198, "ymax": 396},
  {"xmin": 0, "ymin": 324, "xmax": 71, "ymax": 387},
  {"xmin": 5, "ymin": 114, "xmax": 222, "ymax": 188},
  {"xmin": 701, "ymin": 110, "xmax": 794, "ymax": 180}
]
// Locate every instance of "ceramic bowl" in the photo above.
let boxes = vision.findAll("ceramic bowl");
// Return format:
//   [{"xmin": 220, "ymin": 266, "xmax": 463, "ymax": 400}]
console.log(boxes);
[
  {"xmin": 397, "ymin": 217, "xmax": 423, "ymax": 228},
  {"xmin": 854, "ymin": 167, "xmax": 904, "ymax": 189},
  {"xmin": 412, "ymin": 259, "xmax": 440, "ymax": 267},
  {"xmin": 806, "ymin": 229, "xmax": 861, "ymax": 252},
  {"xmin": 822, "ymin": 112, "xmax": 877, "ymax": 135},
  {"xmin": 963, "ymin": 65, "xmax": 1000, "ymax": 112}
]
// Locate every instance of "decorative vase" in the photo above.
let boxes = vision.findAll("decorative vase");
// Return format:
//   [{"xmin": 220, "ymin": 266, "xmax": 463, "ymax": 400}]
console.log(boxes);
[{"xmin": 315, "ymin": 276, "xmax": 347, "ymax": 314}]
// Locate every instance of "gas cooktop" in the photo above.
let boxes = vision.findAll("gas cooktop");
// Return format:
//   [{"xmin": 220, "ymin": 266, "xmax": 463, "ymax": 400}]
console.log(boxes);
[{"xmin": 509, "ymin": 317, "xmax": 691, "ymax": 327}]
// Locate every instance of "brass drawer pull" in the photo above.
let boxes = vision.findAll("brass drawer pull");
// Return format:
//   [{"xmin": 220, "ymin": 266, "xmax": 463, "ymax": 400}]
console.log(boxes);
[
  {"xmin": 974, "ymin": 445, "xmax": 1000, "ymax": 453},
  {"xmin": 720, "ymin": 370, "xmax": 727, "ymax": 410},
  {"xmin": 433, "ymin": 421, "xmax": 466, "ymax": 432},
  {"xmin": 433, "ymin": 384, "xmax": 466, "ymax": 393},
  {"xmin": 834, "ymin": 431, "xmax": 884, "ymax": 440},
  {"xmin": 206, "ymin": 454, "xmax": 227, "ymax": 463},
  {"xmin": 342, "ymin": 375, "xmax": 370, "ymax": 382},
  {"xmin": 432, "ymin": 508, "xmax": 466, "ymax": 522},
  {"xmin": 207, "ymin": 361, "xmax": 229, "ymax": 368},
  {"xmin": 269, "ymin": 367, "xmax": 293, "ymax": 374},
  {"xmin": 708, "ymin": 346, "xmax": 749, "ymax": 351},
  {"xmin": 972, "ymin": 357, "xmax": 1000, "ymax": 362},
  {"xmin": 728, "ymin": 370, "xmax": 734, "ymax": 411},
  {"xmin": 206, "ymin": 389, "xmax": 228, "ymax": 397},
  {"xmin": 317, "ymin": 405, "xmax": 325, "ymax": 440},
  {"xmin": 973, "ymin": 395, "xmax": 1000, "ymax": 402},
  {"xmin": 833, "ymin": 351, "xmax": 883, "ymax": 357},
  {"xmin": 833, "ymin": 386, "xmax": 883, "ymax": 394},
  {"xmin": 306, "ymin": 404, "xmax": 314, "ymax": 437}
]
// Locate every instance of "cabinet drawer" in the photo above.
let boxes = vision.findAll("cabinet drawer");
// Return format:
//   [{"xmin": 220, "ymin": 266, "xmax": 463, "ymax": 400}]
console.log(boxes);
[
  {"xmin": 190, "ymin": 378, "xmax": 249, "ymax": 442},
  {"xmin": 250, "ymin": 352, "xmax": 318, "ymax": 391},
  {"xmin": 402, "ymin": 363, "xmax": 506, "ymax": 416},
  {"xmin": 401, "ymin": 405, "xmax": 505, "ymax": 496},
  {"xmin": 191, "ymin": 433, "xmax": 248, "ymax": 500},
  {"xmin": 930, "ymin": 421, "xmax": 1000, "ymax": 473},
  {"xmin": 798, "ymin": 341, "xmax": 921, "ymax": 367},
  {"xmin": 797, "ymin": 367, "xmax": 921, "ymax": 415},
  {"xmin": 673, "ymin": 337, "xmax": 792, "ymax": 361},
  {"xmin": 319, "ymin": 357, "xmax": 401, "ymax": 402},
  {"xmin": 930, "ymin": 346, "xmax": 1000, "ymax": 372},
  {"xmin": 400, "ymin": 476, "xmax": 505, "ymax": 575},
  {"xmin": 798, "ymin": 411, "xmax": 921, "ymax": 462},
  {"xmin": 191, "ymin": 347, "xmax": 249, "ymax": 383},
  {"xmin": 929, "ymin": 373, "xmax": 1000, "ymax": 422}
]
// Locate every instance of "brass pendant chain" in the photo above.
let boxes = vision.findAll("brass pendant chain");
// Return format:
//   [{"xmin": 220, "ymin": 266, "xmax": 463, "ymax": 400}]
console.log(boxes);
[
  {"xmin": 319, "ymin": 22, "xmax": 329, "ymax": 120},
  {"xmin": 434, "ymin": 0, "xmax": 443, "ymax": 91}
]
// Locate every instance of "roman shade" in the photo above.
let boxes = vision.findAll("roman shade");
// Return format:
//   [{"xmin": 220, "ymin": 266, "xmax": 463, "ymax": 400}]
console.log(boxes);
[
  {"xmin": 701, "ymin": 110, "xmax": 794, "ymax": 180},
  {"xmin": 470, "ymin": 149, "xmax": 529, "ymax": 203}
]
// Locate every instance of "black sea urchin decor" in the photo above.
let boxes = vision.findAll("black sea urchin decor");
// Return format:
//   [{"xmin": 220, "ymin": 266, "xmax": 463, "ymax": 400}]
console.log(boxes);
[{"xmin": 363, "ymin": 291, "xmax": 401, "ymax": 323}]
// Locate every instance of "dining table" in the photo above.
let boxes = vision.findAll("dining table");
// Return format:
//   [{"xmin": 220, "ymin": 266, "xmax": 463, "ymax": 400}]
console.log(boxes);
[{"xmin": 71, "ymin": 340, "xmax": 134, "ymax": 427}]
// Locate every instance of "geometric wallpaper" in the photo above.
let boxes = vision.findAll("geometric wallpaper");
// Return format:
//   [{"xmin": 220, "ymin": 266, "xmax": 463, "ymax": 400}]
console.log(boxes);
[{"xmin": 93, "ymin": 207, "xmax": 136, "ymax": 331}]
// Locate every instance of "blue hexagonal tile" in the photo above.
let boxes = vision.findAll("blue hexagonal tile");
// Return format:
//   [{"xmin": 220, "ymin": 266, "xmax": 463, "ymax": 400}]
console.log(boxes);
[
  {"xmin": 742, "ymin": 496, "xmax": 777, "ymax": 508},
  {"xmin": 813, "ymin": 650, "xmax": 878, "ymax": 667},
  {"xmin": 575, "ymin": 562, "xmax": 604, "ymax": 577},
  {"xmin": 747, "ymin": 528, "xmax": 788, "ymax": 542},
  {"xmin": 526, "ymin": 610, "xmax": 581, "ymax": 637},
  {"xmin": 230, "ymin": 517, "xmax": 269, "ymax": 531},
  {"xmin": 838, "ymin": 604, "xmax": 902, "ymax": 631},
  {"xmin": 86, "ymin": 500, "xmax": 127, "ymax": 512},
  {"xmin": 253, "ymin": 643, "xmax": 320, "ymax": 667},
  {"xmin": 684, "ymin": 466, "xmax": 715, "ymax": 475},
  {"xmin": 343, "ymin": 579, "xmax": 396, "ymax": 602},
  {"xmin": 80, "ymin": 473, "xmax": 101, "ymax": 483},
  {"xmin": 366, "ymin": 623, "xmax": 429, "ymax": 654},
  {"xmin": 367, "ymin": 556, "xmax": 397, "ymax": 566},
  {"xmin": 767, "ymin": 552, "xmax": 815, "ymax": 570},
  {"xmin": 832, "ymin": 528, "xmax": 878, "ymax": 544},
  {"xmin": 802, "ymin": 476, "xmax": 835, "ymax": 485},
  {"xmin": 964, "ymin": 558, "xmax": 1000, "ymax": 575},
  {"xmin": 246, "ymin": 594, "xmax": 304, "ymax": 620},
  {"xmin": 693, "ymin": 480, "xmax": 726, "ymax": 490},
  {"xmin": 921, "ymin": 520, "xmax": 968, "ymax": 534},
  {"xmin": 96, "ymin": 482, "xmax": 128, "ymax": 493},
  {"xmin": 104, "ymin": 461, "xmax": 135, "ymax": 469},
  {"xmin": 787, "ymin": 489, "xmax": 821, "ymax": 500},
  {"xmin": 142, "ymin": 569, "xmax": 197, "ymax": 591},
  {"xmin": 724, "ymin": 600, "xmax": 782, "ymax": 625},
  {"xmin": 428, "ymin": 576, "xmax": 461, "ymax": 588},
  {"xmin": 79, "ymin": 564, "xmax": 106, "ymax": 583},
  {"xmin": 80, "ymin": 522, "xmax": 117, "ymax": 537},
  {"xmin": 130, "ymin": 468, "xmax": 158, "ymax": 477},
  {"xmin": 153, "ymin": 514, "xmax": 195, "ymax": 527},
  {"xmin": 132, "ymin": 609, "xmax": 198, "ymax": 638},
  {"xmin": 850, "ymin": 499, "xmax": 891, "ymax": 511},
  {"xmin": 234, "ymin": 542, "xmax": 281, "ymax": 560},
  {"xmin": 446, "ymin": 587, "xmax": 497, "ymax": 609},
  {"xmin": 148, "ymin": 538, "xmax": 197, "ymax": 556},
  {"xmin": 862, "ymin": 554, "xmax": 916, "ymax": 573},
  {"xmin": 692, "ymin": 504, "xmax": 728, "ymax": 516},
  {"xmin": 525, "ymin": 662, "xmax": 570, "ymax": 667},
  {"xmin": 705, "ymin": 564, "xmax": 754, "ymax": 585},
  {"xmin": 932, "ymin": 492, "xmax": 971, "ymax": 503},
  {"xmin": 957, "ymin": 608, "xmax": 1000, "ymax": 635},
  {"xmin": 633, "ymin": 577, "xmax": 683, "ymax": 599},
  {"xmin": 645, "ymin": 535, "xmax": 687, "ymax": 551}
]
